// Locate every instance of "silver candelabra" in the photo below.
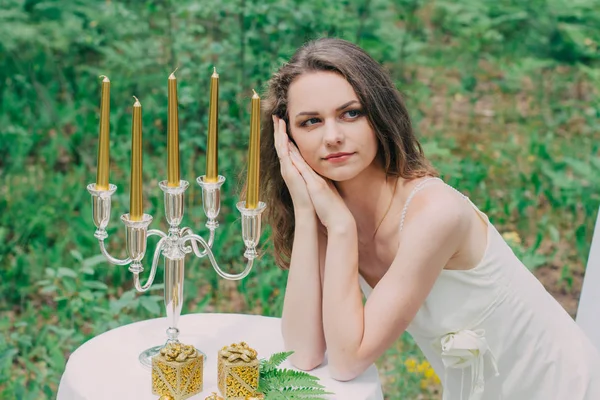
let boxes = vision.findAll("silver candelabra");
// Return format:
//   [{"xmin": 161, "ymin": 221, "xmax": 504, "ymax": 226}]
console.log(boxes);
[{"xmin": 87, "ymin": 176, "xmax": 266, "ymax": 367}]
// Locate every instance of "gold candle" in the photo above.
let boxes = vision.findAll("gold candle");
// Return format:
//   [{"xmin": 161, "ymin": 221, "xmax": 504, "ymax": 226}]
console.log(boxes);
[
  {"xmin": 96, "ymin": 75, "xmax": 110, "ymax": 190},
  {"xmin": 245, "ymin": 90, "xmax": 260, "ymax": 209},
  {"xmin": 206, "ymin": 67, "xmax": 219, "ymax": 183},
  {"xmin": 130, "ymin": 96, "xmax": 143, "ymax": 221},
  {"xmin": 167, "ymin": 70, "xmax": 180, "ymax": 187}
]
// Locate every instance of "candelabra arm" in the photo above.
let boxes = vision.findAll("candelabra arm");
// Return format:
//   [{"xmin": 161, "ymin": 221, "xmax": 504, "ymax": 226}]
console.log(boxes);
[
  {"xmin": 180, "ymin": 227, "xmax": 215, "ymax": 258},
  {"xmin": 148, "ymin": 229, "xmax": 168, "ymax": 240},
  {"xmin": 133, "ymin": 236, "xmax": 167, "ymax": 292},
  {"xmin": 181, "ymin": 234, "xmax": 254, "ymax": 281},
  {"xmin": 98, "ymin": 238, "xmax": 131, "ymax": 266}
]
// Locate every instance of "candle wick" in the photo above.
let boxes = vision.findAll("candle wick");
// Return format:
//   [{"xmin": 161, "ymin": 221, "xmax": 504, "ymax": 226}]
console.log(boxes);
[
  {"xmin": 169, "ymin": 67, "xmax": 179, "ymax": 79},
  {"xmin": 252, "ymin": 89, "xmax": 259, "ymax": 98},
  {"xmin": 133, "ymin": 95, "xmax": 141, "ymax": 105},
  {"xmin": 99, "ymin": 75, "xmax": 110, "ymax": 82}
]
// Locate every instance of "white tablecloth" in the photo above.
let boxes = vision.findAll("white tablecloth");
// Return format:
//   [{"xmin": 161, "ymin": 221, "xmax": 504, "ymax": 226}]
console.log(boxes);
[{"xmin": 57, "ymin": 313, "xmax": 384, "ymax": 400}]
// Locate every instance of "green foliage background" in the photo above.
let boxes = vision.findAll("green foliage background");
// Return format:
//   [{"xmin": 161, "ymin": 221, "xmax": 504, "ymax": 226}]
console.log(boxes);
[{"xmin": 1, "ymin": 0, "xmax": 599, "ymax": 398}]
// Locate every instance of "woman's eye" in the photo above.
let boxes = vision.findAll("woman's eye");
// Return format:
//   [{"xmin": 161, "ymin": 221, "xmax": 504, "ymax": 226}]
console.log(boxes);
[
  {"xmin": 301, "ymin": 117, "xmax": 321, "ymax": 127},
  {"xmin": 343, "ymin": 109, "xmax": 362, "ymax": 119}
]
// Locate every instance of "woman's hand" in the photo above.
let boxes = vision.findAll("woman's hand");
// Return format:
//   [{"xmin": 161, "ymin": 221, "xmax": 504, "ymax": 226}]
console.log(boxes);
[
  {"xmin": 288, "ymin": 144, "xmax": 354, "ymax": 231},
  {"xmin": 273, "ymin": 116, "xmax": 313, "ymax": 213}
]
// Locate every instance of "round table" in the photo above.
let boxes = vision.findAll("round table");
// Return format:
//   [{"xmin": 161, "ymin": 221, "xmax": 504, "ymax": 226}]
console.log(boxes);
[{"xmin": 57, "ymin": 313, "xmax": 384, "ymax": 400}]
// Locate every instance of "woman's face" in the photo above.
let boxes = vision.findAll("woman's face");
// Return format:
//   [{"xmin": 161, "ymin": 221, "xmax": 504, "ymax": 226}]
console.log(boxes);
[{"xmin": 286, "ymin": 71, "xmax": 379, "ymax": 182}]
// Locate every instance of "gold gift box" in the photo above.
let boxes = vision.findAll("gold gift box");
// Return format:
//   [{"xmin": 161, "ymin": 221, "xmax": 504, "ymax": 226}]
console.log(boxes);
[
  {"xmin": 152, "ymin": 342, "xmax": 204, "ymax": 400},
  {"xmin": 217, "ymin": 342, "xmax": 260, "ymax": 400}
]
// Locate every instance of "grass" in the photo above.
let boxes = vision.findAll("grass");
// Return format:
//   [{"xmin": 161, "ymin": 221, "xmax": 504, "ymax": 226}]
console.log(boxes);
[
  {"xmin": 1, "ymin": 2, "xmax": 600, "ymax": 397},
  {"xmin": 2, "ymin": 60, "xmax": 598, "ymax": 399}
]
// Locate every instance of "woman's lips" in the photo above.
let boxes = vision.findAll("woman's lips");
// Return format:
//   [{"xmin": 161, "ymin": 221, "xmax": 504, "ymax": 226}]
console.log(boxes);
[{"xmin": 325, "ymin": 153, "xmax": 354, "ymax": 163}]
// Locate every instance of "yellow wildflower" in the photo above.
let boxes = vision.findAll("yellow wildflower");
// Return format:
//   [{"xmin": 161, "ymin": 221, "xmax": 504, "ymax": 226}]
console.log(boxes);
[
  {"xmin": 417, "ymin": 360, "xmax": 430, "ymax": 374},
  {"xmin": 502, "ymin": 231, "xmax": 522, "ymax": 244},
  {"xmin": 424, "ymin": 366, "xmax": 436, "ymax": 379},
  {"xmin": 404, "ymin": 357, "xmax": 417, "ymax": 373}
]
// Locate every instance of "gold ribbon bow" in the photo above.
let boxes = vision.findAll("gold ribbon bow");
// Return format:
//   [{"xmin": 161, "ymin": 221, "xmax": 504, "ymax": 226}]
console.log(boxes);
[
  {"xmin": 219, "ymin": 341, "xmax": 258, "ymax": 363},
  {"xmin": 159, "ymin": 342, "xmax": 199, "ymax": 362}
]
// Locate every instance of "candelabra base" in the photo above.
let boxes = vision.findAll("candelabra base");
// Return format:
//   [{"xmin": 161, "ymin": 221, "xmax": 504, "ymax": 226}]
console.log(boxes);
[{"xmin": 138, "ymin": 344, "xmax": 207, "ymax": 369}]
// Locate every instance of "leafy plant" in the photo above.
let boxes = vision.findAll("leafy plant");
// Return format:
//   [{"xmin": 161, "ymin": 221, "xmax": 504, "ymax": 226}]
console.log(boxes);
[
  {"xmin": 257, "ymin": 351, "xmax": 332, "ymax": 399},
  {"xmin": 2, "ymin": 1, "xmax": 599, "ymax": 399}
]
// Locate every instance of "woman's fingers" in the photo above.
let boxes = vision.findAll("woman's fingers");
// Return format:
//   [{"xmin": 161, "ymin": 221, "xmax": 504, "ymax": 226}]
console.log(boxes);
[
  {"xmin": 274, "ymin": 117, "xmax": 292, "ymax": 163},
  {"xmin": 274, "ymin": 116, "xmax": 302, "ymax": 183},
  {"xmin": 272, "ymin": 115, "xmax": 279, "ymax": 149},
  {"xmin": 289, "ymin": 145, "xmax": 324, "ymax": 189},
  {"xmin": 279, "ymin": 119, "xmax": 291, "ymax": 160},
  {"xmin": 272, "ymin": 116, "xmax": 283, "ymax": 157},
  {"xmin": 289, "ymin": 144, "xmax": 312, "ymax": 173}
]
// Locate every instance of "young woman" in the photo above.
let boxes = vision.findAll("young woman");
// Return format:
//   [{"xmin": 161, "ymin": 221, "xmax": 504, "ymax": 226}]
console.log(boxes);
[{"xmin": 257, "ymin": 38, "xmax": 600, "ymax": 399}]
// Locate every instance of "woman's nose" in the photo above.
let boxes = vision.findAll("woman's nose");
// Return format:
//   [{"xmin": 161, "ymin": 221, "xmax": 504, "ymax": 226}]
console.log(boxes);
[{"xmin": 323, "ymin": 121, "xmax": 344, "ymax": 146}]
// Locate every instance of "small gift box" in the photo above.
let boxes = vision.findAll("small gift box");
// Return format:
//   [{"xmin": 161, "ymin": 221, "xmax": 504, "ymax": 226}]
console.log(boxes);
[
  {"xmin": 217, "ymin": 342, "xmax": 260, "ymax": 399},
  {"xmin": 152, "ymin": 342, "xmax": 204, "ymax": 400}
]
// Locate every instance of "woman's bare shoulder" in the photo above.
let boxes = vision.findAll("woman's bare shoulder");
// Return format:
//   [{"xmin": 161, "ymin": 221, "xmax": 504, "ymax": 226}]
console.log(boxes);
[{"xmin": 399, "ymin": 180, "xmax": 471, "ymax": 229}]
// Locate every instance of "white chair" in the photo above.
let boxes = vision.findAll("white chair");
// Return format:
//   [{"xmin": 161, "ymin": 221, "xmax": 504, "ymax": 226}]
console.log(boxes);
[{"xmin": 576, "ymin": 206, "xmax": 600, "ymax": 350}]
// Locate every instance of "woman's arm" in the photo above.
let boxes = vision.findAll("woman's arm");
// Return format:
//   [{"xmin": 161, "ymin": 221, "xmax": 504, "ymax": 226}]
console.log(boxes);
[
  {"xmin": 273, "ymin": 115, "xmax": 327, "ymax": 370},
  {"xmin": 281, "ymin": 210, "xmax": 326, "ymax": 370},
  {"xmin": 322, "ymin": 189, "xmax": 469, "ymax": 381},
  {"xmin": 286, "ymin": 140, "xmax": 469, "ymax": 381}
]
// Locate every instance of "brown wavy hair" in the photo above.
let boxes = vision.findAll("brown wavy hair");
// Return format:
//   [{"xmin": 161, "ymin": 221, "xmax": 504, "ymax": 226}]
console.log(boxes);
[{"xmin": 257, "ymin": 38, "xmax": 437, "ymax": 270}]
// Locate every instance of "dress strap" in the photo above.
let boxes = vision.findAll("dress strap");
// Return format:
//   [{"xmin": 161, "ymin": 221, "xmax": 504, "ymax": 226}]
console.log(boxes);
[
  {"xmin": 399, "ymin": 177, "xmax": 442, "ymax": 233},
  {"xmin": 399, "ymin": 177, "xmax": 470, "ymax": 233}
]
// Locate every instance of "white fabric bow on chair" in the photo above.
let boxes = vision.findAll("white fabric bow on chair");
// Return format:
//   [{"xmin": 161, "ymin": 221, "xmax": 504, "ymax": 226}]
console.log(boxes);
[{"xmin": 436, "ymin": 329, "xmax": 499, "ymax": 400}]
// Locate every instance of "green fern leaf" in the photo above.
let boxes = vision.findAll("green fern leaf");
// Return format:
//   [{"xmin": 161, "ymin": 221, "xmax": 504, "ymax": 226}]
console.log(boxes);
[
  {"xmin": 264, "ymin": 391, "xmax": 288, "ymax": 400},
  {"xmin": 276, "ymin": 386, "xmax": 332, "ymax": 399},
  {"xmin": 265, "ymin": 368, "xmax": 323, "ymax": 388},
  {"xmin": 261, "ymin": 350, "xmax": 295, "ymax": 372},
  {"xmin": 257, "ymin": 351, "xmax": 333, "ymax": 399}
]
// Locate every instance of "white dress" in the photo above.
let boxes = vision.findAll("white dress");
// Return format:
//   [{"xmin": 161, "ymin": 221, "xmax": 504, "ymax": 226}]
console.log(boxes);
[{"xmin": 358, "ymin": 178, "xmax": 600, "ymax": 400}]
